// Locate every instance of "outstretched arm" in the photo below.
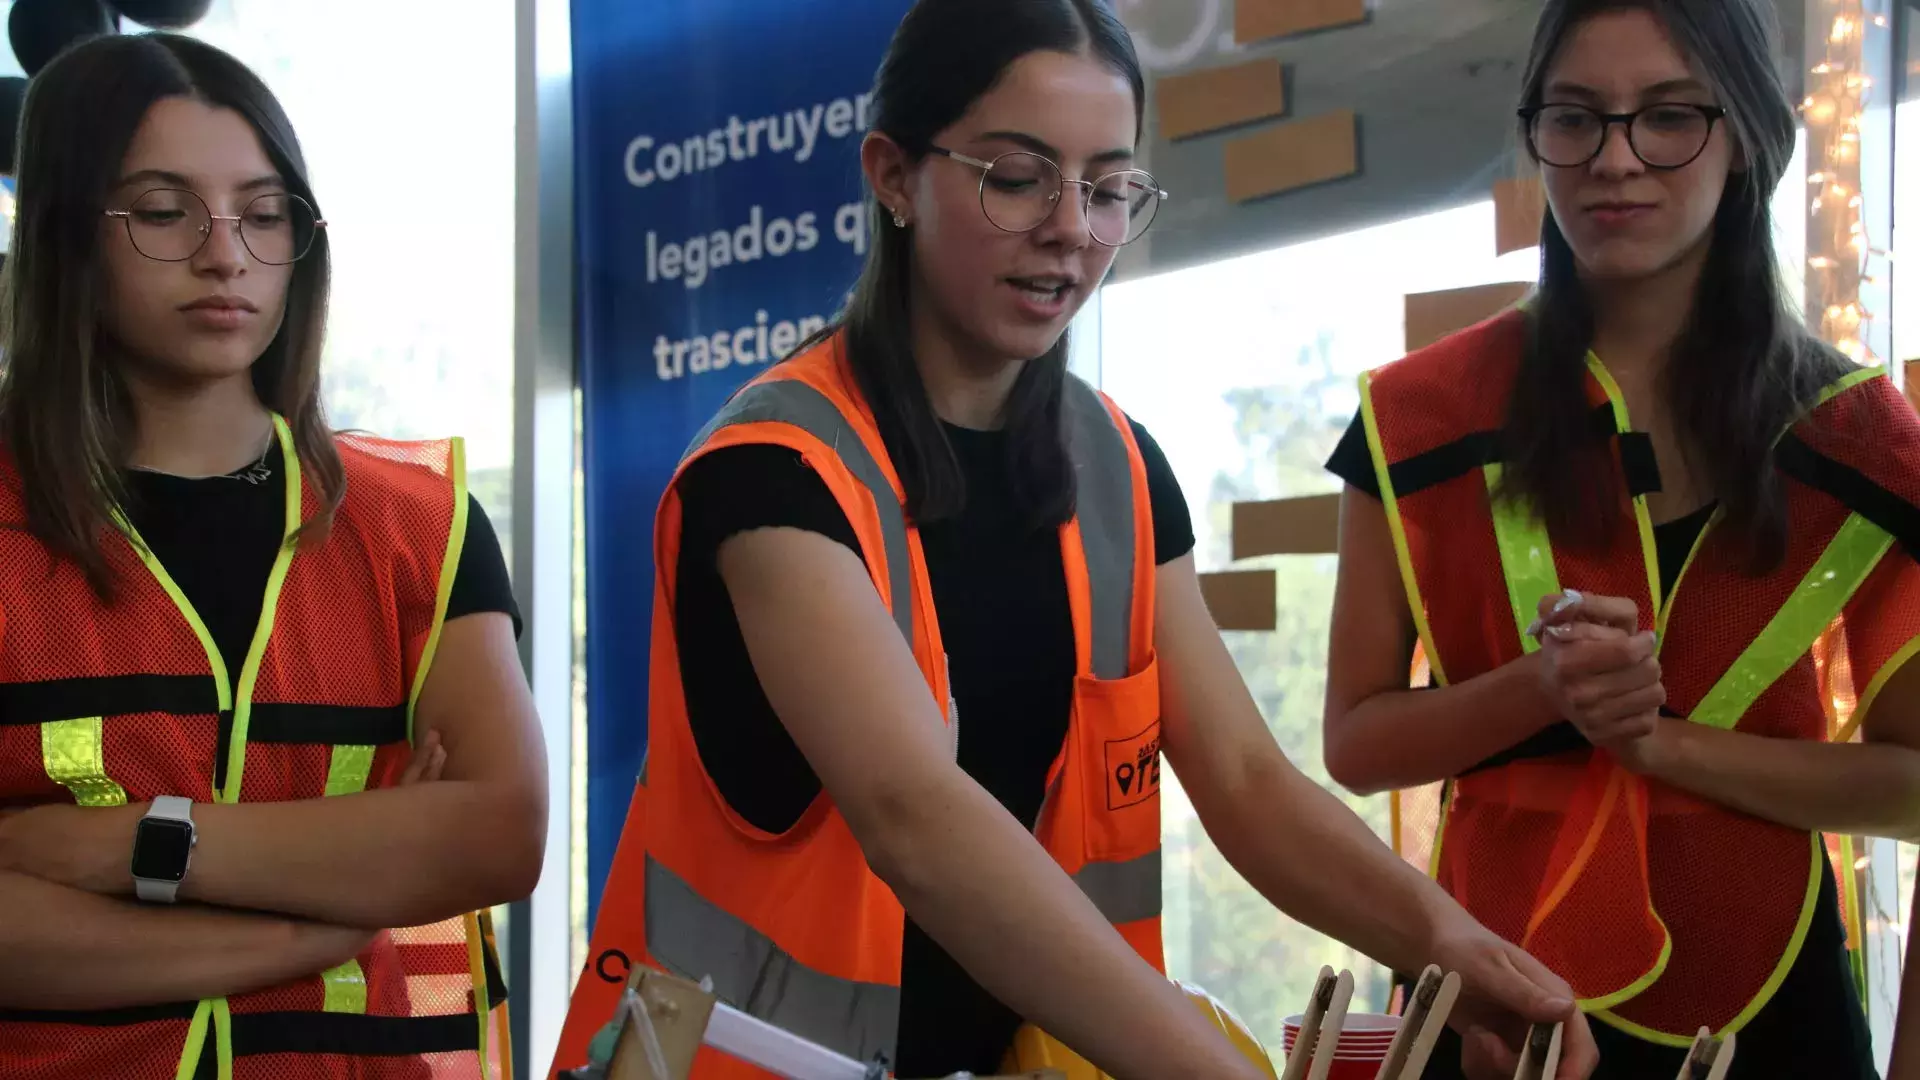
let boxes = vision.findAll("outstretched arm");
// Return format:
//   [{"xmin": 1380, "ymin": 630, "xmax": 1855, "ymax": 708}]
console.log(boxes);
[{"xmin": 1160, "ymin": 551, "xmax": 1595, "ymax": 1079}]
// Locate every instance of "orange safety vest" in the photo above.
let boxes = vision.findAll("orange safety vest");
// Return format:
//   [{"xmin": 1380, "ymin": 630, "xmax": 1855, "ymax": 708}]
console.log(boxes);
[
  {"xmin": 552, "ymin": 331, "xmax": 1164, "ymax": 1078},
  {"xmin": 1365, "ymin": 309, "xmax": 1920, "ymax": 1045},
  {"xmin": 0, "ymin": 418, "xmax": 510, "ymax": 1080}
]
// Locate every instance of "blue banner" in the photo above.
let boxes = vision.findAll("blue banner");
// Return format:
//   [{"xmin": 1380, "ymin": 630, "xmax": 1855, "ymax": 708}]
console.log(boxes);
[{"xmin": 574, "ymin": 0, "xmax": 913, "ymax": 922}]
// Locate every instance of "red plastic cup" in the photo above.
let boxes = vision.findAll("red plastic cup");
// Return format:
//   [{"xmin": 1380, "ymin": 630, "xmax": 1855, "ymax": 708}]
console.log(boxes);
[{"xmin": 1281, "ymin": 1011, "xmax": 1399, "ymax": 1079}]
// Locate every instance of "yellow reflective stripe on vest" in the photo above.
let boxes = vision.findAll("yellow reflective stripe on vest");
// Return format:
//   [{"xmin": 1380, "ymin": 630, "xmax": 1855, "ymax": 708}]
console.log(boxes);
[
  {"xmin": 1483, "ymin": 463, "xmax": 1560, "ymax": 656},
  {"xmin": 323, "ymin": 745, "xmax": 377, "ymax": 796},
  {"xmin": 1583, "ymin": 356, "xmax": 1665, "ymax": 613},
  {"xmin": 219, "ymin": 418, "xmax": 304, "ymax": 803},
  {"xmin": 1689, "ymin": 513, "xmax": 1892, "ymax": 730},
  {"xmin": 319, "ymin": 959, "xmax": 369, "ymax": 1014},
  {"xmin": 41, "ymin": 717, "xmax": 129, "ymax": 807},
  {"xmin": 1358, "ymin": 370, "xmax": 1447, "ymax": 686},
  {"xmin": 1071, "ymin": 849, "xmax": 1161, "ymax": 924},
  {"xmin": 644, "ymin": 854, "xmax": 901, "ymax": 1066},
  {"xmin": 691, "ymin": 379, "xmax": 915, "ymax": 647},
  {"xmin": 169, "ymin": 999, "xmax": 216, "ymax": 1080}
]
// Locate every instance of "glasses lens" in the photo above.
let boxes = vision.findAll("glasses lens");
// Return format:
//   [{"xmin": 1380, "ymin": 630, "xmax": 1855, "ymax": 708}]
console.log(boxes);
[
  {"xmin": 126, "ymin": 188, "xmax": 212, "ymax": 262},
  {"xmin": 1630, "ymin": 105, "xmax": 1713, "ymax": 168},
  {"xmin": 1088, "ymin": 170, "xmax": 1161, "ymax": 246},
  {"xmin": 979, "ymin": 153, "xmax": 1061, "ymax": 233},
  {"xmin": 1530, "ymin": 105, "xmax": 1604, "ymax": 167},
  {"xmin": 240, "ymin": 193, "xmax": 319, "ymax": 265}
]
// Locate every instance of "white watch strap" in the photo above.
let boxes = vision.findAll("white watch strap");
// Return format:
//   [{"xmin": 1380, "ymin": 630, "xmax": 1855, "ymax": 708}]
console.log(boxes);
[
  {"xmin": 150, "ymin": 795, "xmax": 194, "ymax": 823},
  {"xmin": 135, "ymin": 876, "xmax": 180, "ymax": 903}
]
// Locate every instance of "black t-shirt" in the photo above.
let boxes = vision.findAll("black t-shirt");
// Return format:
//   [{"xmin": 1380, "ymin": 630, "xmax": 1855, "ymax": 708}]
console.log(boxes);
[
  {"xmin": 1326, "ymin": 415, "xmax": 1873, "ymax": 1079},
  {"xmin": 673, "ymin": 417, "xmax": 1194, "ymax": 1077},
  {"xmin": 107, "ymin": 447, "xmax": 520, "ymax": 697}
]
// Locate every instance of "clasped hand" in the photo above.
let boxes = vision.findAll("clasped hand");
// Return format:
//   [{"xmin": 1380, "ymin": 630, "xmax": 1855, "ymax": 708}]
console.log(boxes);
[{"xmin": 1530, "ymin": 590, "xmax": 1669, "ymax": 769}]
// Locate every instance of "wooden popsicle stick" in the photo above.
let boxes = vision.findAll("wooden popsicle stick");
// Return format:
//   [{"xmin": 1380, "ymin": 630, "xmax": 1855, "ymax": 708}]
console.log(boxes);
[
  {"xmin": 1705, "ymin": 1032, "xmax": 1735, "ymax": 1080},
  {"xmin": 1674, "ymin": 1028, "xmax": 1735, "ymax": 1080},
  {"xmin": 1373, "ymin": 966, "xmax": 1441, "ymax": 1080},
  {"xmin": 1279, "ymin": 967, "xmax": 1338, "ymax": 1080},
  {"xmin": 1394, "ymin": 971, "xmax": 1461, "ymax": 1080},
  {"xmin": 1511, "ymin": 1022, "xmax": 1562, "ymax": 1080},
  {"xmin": 1306, "ymin": 970, "xmax": 1356, "ymax": 1080}
]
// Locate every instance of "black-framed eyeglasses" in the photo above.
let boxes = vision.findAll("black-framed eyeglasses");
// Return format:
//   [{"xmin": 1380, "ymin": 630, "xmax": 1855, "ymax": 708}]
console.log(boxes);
[
  {"xmin": 103, "ymin": 187, "xmax": 326, "ymax": 265},
  {"xmin": 1519, "ymin": 103, "xmax": 1727, "ymax": 170},
  {"xmin": 928, "ymin": 146, "xmax": 1167, "ymax": 247}
]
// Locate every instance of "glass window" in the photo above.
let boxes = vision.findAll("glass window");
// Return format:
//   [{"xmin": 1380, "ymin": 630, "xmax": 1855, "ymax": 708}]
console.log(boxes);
[{"xmin": 145, "ymin": 1, "xmax": 519, "ymax": 555}]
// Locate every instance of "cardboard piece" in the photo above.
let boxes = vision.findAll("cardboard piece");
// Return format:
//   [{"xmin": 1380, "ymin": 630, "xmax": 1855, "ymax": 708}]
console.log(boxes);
[
  {"xmin": 1905, "ymin": 360, "xmax": 1917, "ymax": 408},
  {"xmin": 1404, "ymin": 282, "xmax": 1532, "ymax": 353},
  {"xmin": 1198, "ymin": 569, "xmax": 1277, "ymax": 631},
  {"xmin": 583, "ymin": 967, "xmax": 1064, "ymax": 1080},
  {"xmin": 1156, "ymin": 58, "xmax": 1286, "ymax": 141},
  {"xmin": 1231, "ymin": 494, "xmax": 1340, "ymax": 559},
  {"xmin": 1236, "ymin": 0, "xmax": 1368, "ymax": 44},
  {"xmin": 606, "ymin": 971, "xmax": 716, "ymax": 1080},
  {"xmin": 1493, "ymin": 176, "xmax": 1546, "ymax": 256},
  {"xmin": 1224, "ymin": 109, "xmax": 1358, "ymax": 203}
]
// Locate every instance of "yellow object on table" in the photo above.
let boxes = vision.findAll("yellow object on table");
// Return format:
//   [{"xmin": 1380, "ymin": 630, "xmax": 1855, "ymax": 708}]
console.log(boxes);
[{"xmin": 1001, "ymin": 981, "xmax": 1279, "ymax": 1079}]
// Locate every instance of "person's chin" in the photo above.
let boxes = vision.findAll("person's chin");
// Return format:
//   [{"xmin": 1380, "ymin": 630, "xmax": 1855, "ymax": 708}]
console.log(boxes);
[
  {"xmin": 983, "ymin": 321, "xmax": 1069, "ymax": 364},
  {"xmin": 1576, "ymin": 242, "xmax": 1682, "ymax": 283},
  {"xmin": 156, "ymin": 347, "xmax": 263, "ymax": 384}
]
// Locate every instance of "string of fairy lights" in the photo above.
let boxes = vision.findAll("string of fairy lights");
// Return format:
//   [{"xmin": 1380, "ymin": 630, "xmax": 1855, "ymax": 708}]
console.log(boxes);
[{"xmin": 1802, "ymin": 4, "xmax": 1888, "ymax": 367}]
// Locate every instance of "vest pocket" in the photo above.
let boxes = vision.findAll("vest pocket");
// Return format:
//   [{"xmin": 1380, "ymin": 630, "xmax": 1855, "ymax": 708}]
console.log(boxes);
[{"xmin": 1070, "ymin": 651, "xmax": 1162, "ymax": 865}]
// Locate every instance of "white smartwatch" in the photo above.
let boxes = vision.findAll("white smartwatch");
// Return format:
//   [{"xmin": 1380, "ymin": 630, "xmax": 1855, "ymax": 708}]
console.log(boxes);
[{"xmin": 131, "ymin": 795, "xmax": 197, "ymax": 903}]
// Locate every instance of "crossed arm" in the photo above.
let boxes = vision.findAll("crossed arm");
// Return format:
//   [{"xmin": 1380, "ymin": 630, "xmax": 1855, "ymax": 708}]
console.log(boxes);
[{"xmin": 0, "ymin": 612, "xmax": 547, "ymax": 1009}]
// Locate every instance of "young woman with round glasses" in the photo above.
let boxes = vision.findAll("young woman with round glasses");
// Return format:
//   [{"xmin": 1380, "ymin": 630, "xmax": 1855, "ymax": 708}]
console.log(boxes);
[
  {"xmin": 579, "ymin": 1, "xmax": 1598, "ymax": 1077},
  {"xmin": 0, "ymin": 32, "xmax": 545, "ymax": 1080},
  {"xmin": 1324, "ymin": 1, "xmax": 1920, "ymax": 1076}
]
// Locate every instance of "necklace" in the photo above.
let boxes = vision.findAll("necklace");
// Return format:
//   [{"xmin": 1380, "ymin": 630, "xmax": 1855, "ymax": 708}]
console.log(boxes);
[{"xmin": 129, "ymin": 429, "xmax": 278, "ymax": 484}]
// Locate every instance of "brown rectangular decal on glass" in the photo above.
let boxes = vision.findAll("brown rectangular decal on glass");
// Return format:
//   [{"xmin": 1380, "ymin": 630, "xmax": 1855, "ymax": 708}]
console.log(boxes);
[
  {"xmin": 1223, "ymin": 109, "xmax": 1357, "ymax": 203},
  {"xmin": 1197, "ymin": 569, "xmax": 1277, "ymax": 631},
  {"xmin": 1231, "ymin": 494, "xmax": 1341, "ymax": 559},
  {"xmin": 1494, "ymin": 176, "xmax": 1547, "ymax": 256},
  {"xmin": 1236, "ymin": 0, "xmax": 1368, "ymax": 44},
  {"xmin": 1404, "ymin": 282, "xmax": 1533, "ymax": 353},
  {"xmin": 1155, "ymin": 58, "xmax": 1286, "ymax": 141}
]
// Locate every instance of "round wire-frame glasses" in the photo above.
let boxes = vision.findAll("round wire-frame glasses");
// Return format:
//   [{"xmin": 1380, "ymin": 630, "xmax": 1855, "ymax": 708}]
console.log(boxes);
[
  {"xmin": 103, "ymin": 187, "xmax": 327, "ymax": 265},
  {"xmin": 929, "ymin": 146, "xmax": 1168, "ymax": 247}
]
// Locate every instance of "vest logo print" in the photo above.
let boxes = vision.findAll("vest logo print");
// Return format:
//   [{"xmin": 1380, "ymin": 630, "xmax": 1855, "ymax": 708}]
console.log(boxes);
[{"xmin": 1106, "ymin": 722, "xmax": 1162, "ymax": 810}]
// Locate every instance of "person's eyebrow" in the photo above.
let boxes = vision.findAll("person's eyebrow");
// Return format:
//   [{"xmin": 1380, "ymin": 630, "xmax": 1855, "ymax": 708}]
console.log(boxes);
[{"xmin": 976, "ymin": 129, "xmax": 1134, "ymax": 166}]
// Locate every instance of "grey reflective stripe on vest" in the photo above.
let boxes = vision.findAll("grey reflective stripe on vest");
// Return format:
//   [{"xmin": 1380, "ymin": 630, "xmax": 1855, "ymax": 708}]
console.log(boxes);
[
  {"xmin": 1073, "ymin": 849, "xmax": 1162, "ymax": 924},
  {"xmin": 686, "ymin": 379, "xmax": 915, "ymax": 646},
  {"xmin": 646, "ymin": 855, "xmax": 900, "ymax": 1065},
  {"xmin": 1058, "ymin": 377, "xmax": 1160, "ymax": 925},
  {"xmin": 1063, "ymin": 375, "xmax": 1136, "ymax": 680}
]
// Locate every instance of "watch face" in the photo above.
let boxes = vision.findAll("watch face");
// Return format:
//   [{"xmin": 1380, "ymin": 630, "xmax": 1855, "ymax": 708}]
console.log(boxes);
[{"xmin": 131, "ymin": 819, "xmax": 193, "ymax": 882}]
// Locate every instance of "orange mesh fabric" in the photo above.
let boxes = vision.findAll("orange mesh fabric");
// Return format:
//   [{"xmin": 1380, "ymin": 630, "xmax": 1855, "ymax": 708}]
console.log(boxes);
[
  {"xmin": 0, "ymin": 437, "xmax": 503, "ymax": 1079},
  {"xmin": 0, "ymin": 1016, "xmax": 198, "ymax": 1080},
  {"xmin": 1843, "ymin": 552, "xmax": 1920, "ymax": 724},
  {"xmin": 1362, "ymin": 324, "xmax": 1908, "ymax": 1040}
]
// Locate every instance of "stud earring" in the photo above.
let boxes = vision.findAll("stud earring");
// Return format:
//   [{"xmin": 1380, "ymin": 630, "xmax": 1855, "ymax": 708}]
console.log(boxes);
[{"xmin": 892, "ymin": 209, "xmax": 908, "ymax": 228}]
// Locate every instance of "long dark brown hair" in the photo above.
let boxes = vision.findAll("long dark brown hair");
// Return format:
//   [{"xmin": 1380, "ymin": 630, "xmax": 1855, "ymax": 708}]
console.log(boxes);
[
  {"xmin": 798, "ymin": 0, "xmax": 1144, "ymax": 528},
  {"xmin": 1502, "ymin": 0, "xmax": 1850, "ymax": 569},
  {"xmin": 0, "ymin": 32, "xmax": 339, "ymax": 600}
]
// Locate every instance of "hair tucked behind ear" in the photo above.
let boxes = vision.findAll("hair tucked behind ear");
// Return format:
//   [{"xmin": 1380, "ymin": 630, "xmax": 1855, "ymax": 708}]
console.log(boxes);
[
  {"xmin": 0, "ymin": 32, "xmax": 340, "ymax": 600},
  {"xmin": 1501, "ymin": 0, "xmax": 1851, "ymax": 570},
  {"xmin": 788, "ymin": 0, "xmax": 1143, "ymax": 529}
]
